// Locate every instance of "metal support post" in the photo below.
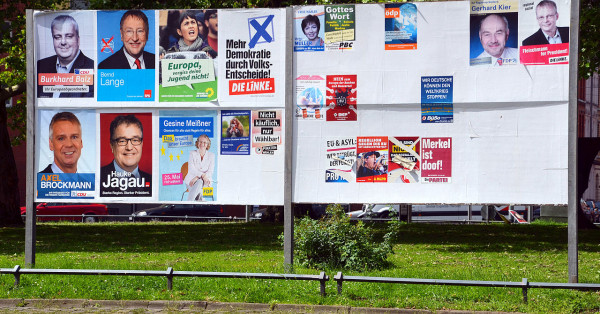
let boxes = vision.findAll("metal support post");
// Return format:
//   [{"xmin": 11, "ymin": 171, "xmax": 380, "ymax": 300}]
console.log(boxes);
[
  {"xmin": 283, "ymin": 7, "xmax": 294, "ymax": 273},
  {"xmin": 319, "ymin": 271, "xmax": 327, "ymax": 296},
  {"xmin": 334, "ymin": 272, "xmax": 343, "ymax": 294},
  {"xmin": 25, "ymin": 9, "xmax": 36, "ymax": 267},
  {"xmin": 166, "ymin": 267, "xmax": 174, "ymax": 290},
  {"xmin": 13, "ymin": 265, "xmax": 21, "ymax": 287},
  {"xmin": 568, "ymin": 0, "xmax": 581, "ymax": 284},
  {"xmin": 521, "ymin": 278, "xmax": 528, "ymax": 303}
]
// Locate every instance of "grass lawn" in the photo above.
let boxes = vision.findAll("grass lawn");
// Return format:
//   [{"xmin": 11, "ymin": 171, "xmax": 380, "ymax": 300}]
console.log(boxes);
[{"xmin": 1, "ymin": 221, "xmax": 599, "ymax": 313}]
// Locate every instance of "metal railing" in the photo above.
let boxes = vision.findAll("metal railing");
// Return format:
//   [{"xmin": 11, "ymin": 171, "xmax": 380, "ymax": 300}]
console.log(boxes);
[
  {"xmin": 332, "ymin": 272, "xmax": 600, "ymax": 303},
  {"xmin": 3, "ymin": 265, "xmax": 600, "ymax": 302},
  {"xmin": 0, "ymin": 265, "xmax": 328, "ymax": 296}
]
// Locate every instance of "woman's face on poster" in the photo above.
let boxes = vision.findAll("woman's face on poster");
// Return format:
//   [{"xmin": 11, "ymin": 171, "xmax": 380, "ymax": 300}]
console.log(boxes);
[
  {"xmin": 177, "ymin": 16, "xmax": 199, "ymax": 45},
  {"xmin": 303, "ymin": 22, "xmax": 318, "ymax": 41}
]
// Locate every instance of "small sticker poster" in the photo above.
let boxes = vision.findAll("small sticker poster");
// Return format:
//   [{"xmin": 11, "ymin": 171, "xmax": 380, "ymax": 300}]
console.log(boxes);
[
  {"xmin": 296, "ymin": 75, "xmax": 325, "ymax": 120},
  {"xmin": 324, "ymin": 5, "xmax": 355, "ymax": 51},
  {"xmin": 421, "ymin": 76, "xmax": 453, "ymax": 123},
  {"xmin": 294, "ymin": 6, "xmax": 325, "ymax": 52},
  {"xmin": 384, "ymin": 3, "xmax": 417, "ymax": 50},
  {"xmin": 325, "ymin": 137, "xmax": 357, "ymax": 183},
  {"xmin": 326, "ymin": 75, "xmax": 357, "ymax": 121},
  {"xmin": 252, "ymin": 110, "xmax": 282, "ymax": 155},
  {"xmin": 421, "ymin": 137, "xmax": 452, "ymax": 183},
  {"xmin": 356, "ymin": 136, "xmax": 388, "ymax": 183},
  {"xmin": 221, "ymin": 110, "xmax": 251, "ymax": 155},
  {"xmin": 388, "ymin": 137, "xmax": 420, "ymax": 183},
  {"xmin": 519, "ymin": 0, "xmax": 569, "ymax": 65}
]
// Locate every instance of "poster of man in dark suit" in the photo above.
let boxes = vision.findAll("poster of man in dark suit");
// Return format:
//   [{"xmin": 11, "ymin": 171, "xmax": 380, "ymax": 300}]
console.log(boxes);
[
  {"xmin": 522, "ymin": 0, "xmax": 569, "ymax": 46},
  {"xmin": 100, "ymin": 113, "xmax": 152, "ymax": 197},
  {"xmin": 37, "ymin": 14, "xmax": 94, "ymax": 98},
  {"xmin": 98, "ymin": 10, "xmax": 155, "ymax": 69}
]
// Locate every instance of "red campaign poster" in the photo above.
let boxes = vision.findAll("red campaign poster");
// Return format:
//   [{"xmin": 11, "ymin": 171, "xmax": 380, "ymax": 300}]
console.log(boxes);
[
  {"xmin": 325, "ymin": 75, "xmax": 357, "ymax": 121},
  {"xmin": 356, "ymin": 136, "xmax": 388, "ymax": 183},
  {"xmin": 520, "ymin": 43, "xmax": 569, "ymax": 65},
  {"xmin": 420, "ymin": 137, "xmax": 451, "ymax": 183},
  {"xmin": 388, "ymin": 137, "xmax": 420, "ymax": 183}
]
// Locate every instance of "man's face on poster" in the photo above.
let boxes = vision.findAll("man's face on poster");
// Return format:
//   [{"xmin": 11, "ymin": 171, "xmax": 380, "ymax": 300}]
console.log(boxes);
[
  {"xmin": 536, "ymin": 5, "xmax": 559, "ymax": 36},
  {"xmin": 479, "ymin": 15, "xmax": 509, "ymax": 58},
  {"xmin": 205, "ymin": 12, "xmax": 218, "ymax": 35},
  {"xmin": 365, "ymin": 154, "xmax": 376, "ymax": 169},
  {"xmin": 52, "ymin": 21, "xmax": 80, "ymax": 66},
  {"xmin": 111, "ymin": 123, "xmax": 143, "ymax": 172},
  {"xmin": 49, "ymin": 120, "xmax": 82, "ymax": 173},
  {"xmin": 120, "ymin": 15, "xmax": 148, "ymax": 59}
]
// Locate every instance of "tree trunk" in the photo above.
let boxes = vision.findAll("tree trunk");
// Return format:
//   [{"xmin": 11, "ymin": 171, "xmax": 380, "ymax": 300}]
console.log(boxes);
[{"xmin": 0, "ymin": 102, "xmax": 23, "ymax": 227}]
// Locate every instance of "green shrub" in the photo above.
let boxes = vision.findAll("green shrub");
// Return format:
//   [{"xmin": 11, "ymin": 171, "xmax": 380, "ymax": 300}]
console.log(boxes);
[{"xmin": 289, "ymin": 204, "xmax": 393, "ymax": 270}]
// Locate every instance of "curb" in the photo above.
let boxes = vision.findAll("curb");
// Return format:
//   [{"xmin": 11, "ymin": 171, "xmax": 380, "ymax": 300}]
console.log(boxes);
[{"xmin": 0, "ymin": 299, "xmax": 512, "ymax": 313}]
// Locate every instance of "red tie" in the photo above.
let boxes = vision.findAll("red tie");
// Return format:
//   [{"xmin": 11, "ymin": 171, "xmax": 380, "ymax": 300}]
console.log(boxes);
[{"xmin": 134, "ymin": 58, "xmax": 141, "ymax": 69}]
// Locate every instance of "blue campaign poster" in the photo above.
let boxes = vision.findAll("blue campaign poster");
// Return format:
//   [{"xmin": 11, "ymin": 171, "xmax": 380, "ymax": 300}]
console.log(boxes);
[
  {"xmin": 421, "ymin": 76, "xmax": 453, "ymax": 123},
  {"xmin": 158, "ymin": 110, "xmax": 218, "ymax": 202},
  {"xmin": 97, "ymin": 10, "xmax": 156, "ymax": 101},
  {"xmin": 221, "ymin": 110, "xmax": 251, "ymax": 155}
]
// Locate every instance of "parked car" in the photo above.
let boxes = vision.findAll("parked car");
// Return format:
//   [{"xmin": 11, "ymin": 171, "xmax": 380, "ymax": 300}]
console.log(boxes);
[
  {"xmin": 131, "ymin": 204, "xmax": 224, "ymax": 221},
  {"xmin": 20, "ymin": 203, "xmax": 108, "ymax": 223},
  {"xmin": 347, "ymin": 204, "xmax": 399, "ymax": 219}
]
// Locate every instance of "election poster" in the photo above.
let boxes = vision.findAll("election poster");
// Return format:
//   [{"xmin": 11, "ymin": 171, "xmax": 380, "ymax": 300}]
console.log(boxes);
[
  {"xmin": 469, "ymin": 0, "xmax": 519, "ymax": 66},
  {"xmin": 295, "ymin": 75, "xmax": 325, "ymax": 120},
  {"xmin": 326, "ymin": 75, "xmax": 357, "ymax": 122},
  {"xmin": 158, "ymin": 110, "xmax": 218, "ymax": 202},
  {"xmin": 35, "ymin": 12, "xmax": 95, "ymax": 99},
  {"xmin": 388, "ymin": 137, "xmax": 420, "ymax": 183},
  {"xmin": 384, "ymin": 3, "xmax": 417, "ymax": 50},
  {"xmin": 252, "ymin": 109, "xmax": 282, "ymax": 155},
  {"xmin": 356, "ymin": 137, "xmax": 388, "ymax": 183},
  {"xmin": 421, "ymin": 137, "xmax": 452, "ymax": 183},
  {"xmin": 221, "ymin": 110, "xmax": 251, "ymax": 155},
  {"xmin": 325, "ymin": 137, "xmax": 356, "ymax": 183},
  {"xmin": 158, "ymin": 10, "xmax": 218, "ymax": 102},
  {"xmin": 219, "ymin": 9, "xmax": 285, "ymax": 104},
  {"xmin": 518, "ymin": 0, "xmax": 569, "ymax": 65},
  {"xmin": 97, "ymin": 10, "xmax": 156, "ymax": 101},
  {"xmin": 421, "ymin": 76, "xmax": 453, "ymax": 123},
  {"xmin": 294, "ymin": 6, "xmax": 325, "ymax": 52},
  {"xmin": 36, "ymin": 109, "xmax": 96, "ymax": 199},
  {"xmin": 99, "ymin": 112, "xmax": 153, "ymax": 197},
  {"xmin": 324, "ymin": 5, "xmax": 355, "ymax": 51}
]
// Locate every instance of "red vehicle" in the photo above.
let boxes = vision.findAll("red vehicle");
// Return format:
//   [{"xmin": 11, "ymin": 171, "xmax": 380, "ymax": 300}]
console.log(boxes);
[{"xmin": 20, "ymin": 203, "xmax": 108, "ymax": 223}]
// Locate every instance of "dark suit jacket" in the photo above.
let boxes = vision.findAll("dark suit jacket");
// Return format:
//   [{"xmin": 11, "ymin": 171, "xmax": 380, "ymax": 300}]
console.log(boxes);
[
  {"xmin": 98, "ymin": 47, "xmax": 156, "ymax": 69},
  {"xmin": 522, "ymin": 27, "xmax": 569, "ymax": 46},
  {"xmin": 37, "ymin": 52, "xmax": 94, "ymax": 98},
  {"xmin": 100, "ymin": 161, "xmax": 152, "ymax": 197},
  {"xmin": 39, "ymin": 164, "xmax": 53, "ymax": 174}
]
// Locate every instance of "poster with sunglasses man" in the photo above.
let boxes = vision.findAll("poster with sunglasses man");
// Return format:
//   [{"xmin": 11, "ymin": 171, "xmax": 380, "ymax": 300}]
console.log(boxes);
[{"xmin": 100, "ymin": 113, "xmax": 153, "ymax": 197}]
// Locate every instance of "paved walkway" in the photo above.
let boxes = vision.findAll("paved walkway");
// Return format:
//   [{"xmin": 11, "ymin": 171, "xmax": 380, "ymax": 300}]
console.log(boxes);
[{"xmin": 0, "ymin": 299, "xmax": 510, "ymax": 313}]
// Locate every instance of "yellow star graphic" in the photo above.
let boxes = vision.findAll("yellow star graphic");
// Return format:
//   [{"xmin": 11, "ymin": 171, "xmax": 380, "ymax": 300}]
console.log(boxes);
[
  {"xmin": 169, "ymin": 154, "xmax": 173, "ymax": 161},
  {"xmin": 161, "ymin": 146, "xmax": 165, "ymax": 155},
  {"xmin": 177, "ymin": 155, "xmax": 180, "ymax": 161}
]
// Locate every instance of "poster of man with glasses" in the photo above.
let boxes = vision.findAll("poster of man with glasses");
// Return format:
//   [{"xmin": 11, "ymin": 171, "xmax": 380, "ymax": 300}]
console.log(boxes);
[{"xmin": 100, "ymin": 113, "xmax": 153, "ymax": 197}]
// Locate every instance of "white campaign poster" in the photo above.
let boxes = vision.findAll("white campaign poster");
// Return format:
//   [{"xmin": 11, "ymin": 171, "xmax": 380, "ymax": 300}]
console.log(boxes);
[{"xmin": 218, "ymin": 9, "xmax": 287, "ymax": 106}]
